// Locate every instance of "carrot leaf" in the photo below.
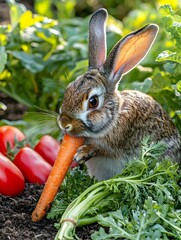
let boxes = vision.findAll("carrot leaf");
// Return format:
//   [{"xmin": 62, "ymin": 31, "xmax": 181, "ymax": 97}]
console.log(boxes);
[
  {"xmin": 54, "ymin": 138, "xmax": 181, "ymax": 239},
  {"xmin": 47, "ymin": 166, "xmax": 94, "ymax": 220}
]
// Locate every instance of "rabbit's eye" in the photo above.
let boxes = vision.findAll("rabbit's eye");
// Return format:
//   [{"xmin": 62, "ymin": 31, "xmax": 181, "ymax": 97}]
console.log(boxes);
[{"xmin": 88, "ymin": 95, "xmax": 99, "ymax": 109}]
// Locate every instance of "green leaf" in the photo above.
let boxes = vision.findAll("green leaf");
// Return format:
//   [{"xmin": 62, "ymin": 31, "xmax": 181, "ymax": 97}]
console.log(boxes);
[
  {"xmin": 176, "ymin": 110, "xmax": 181, "ymax": 120},
  {"xmin": 176, "ymin": 80, "xmax": 181, "ymax": 92},
  {"xmin": 9, "ymin": 51, "xmax": 45, "ymax": 73},
  {"xmin": 7, "ymin": 0, "xmax": 26, "ymax": 26},
  {"xmin": 34, "ymin": 0, "xmax": 53, "ymax": 18},
  {"xmin": 47, "ymin": 166, "xmax": 93, "ymax": 220},
  {"xmin": 0, "ymin": 46, "xmax": 7, "ymax": 73},
  {"xmin": 156, "ymin": 50, "xmax": 181, "ymax": 64},
  {"xmin": 159, "ymin": 5, "xmax": 181, "ymax": 50},
  {"xmin": 149, "ymin": 73, "xmax": 172, "ymax": 93},
  {"xmin": 35, "ymin": 27, "xmax": 60, "ymax": 45},
  {"xmin": 68, "ymin": 60, "xmax": 88, "ymax": 81},
  {"xmin": 53, "ymin": 0, "xmax": 76, "ymax": 19},
  {"xmin": 129, "ymin": 78, "xmax": 152, "ymax": 93},
  {"xmin": 159, "ymin": 5, "xmax": 174, "ymax": 16}
]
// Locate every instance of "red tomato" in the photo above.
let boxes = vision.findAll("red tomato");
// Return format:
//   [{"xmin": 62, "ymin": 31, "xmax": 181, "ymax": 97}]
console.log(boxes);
[
  {"xmin": 0, "ymin": 153, "xmax": 25, "ymax": 196},
  {"xmin": 34, "ymin": 135, "xmax": 60, "ymax": 166},
  {"xmin": 14, "ymin": 147, "xmax": 52, "ymax": 184},
  {"xmin": 0, "ymin": 126, "xmax": 25, "ymax": 156}
]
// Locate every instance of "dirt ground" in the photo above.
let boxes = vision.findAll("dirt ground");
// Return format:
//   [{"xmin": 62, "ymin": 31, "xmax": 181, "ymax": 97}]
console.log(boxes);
[
  {"xmin": 0, "ymin": 183, "xmax": 57, "ymax": 240},
  {"xmin": 0, "ymin": 183, "xmax": 98, "ymax": 240},
  {"xmin": 0, "ymin": 92, "xmax": 28, "ymax": 121}
]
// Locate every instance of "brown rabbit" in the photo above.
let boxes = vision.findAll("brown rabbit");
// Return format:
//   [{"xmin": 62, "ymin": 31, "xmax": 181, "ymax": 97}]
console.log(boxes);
[{"xmin": 58, "ymin": 8, "xmax": 181, "ymax": 180}]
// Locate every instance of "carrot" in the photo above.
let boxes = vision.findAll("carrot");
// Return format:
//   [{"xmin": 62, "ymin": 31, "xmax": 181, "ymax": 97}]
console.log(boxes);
[{"xmin": 31, "ymin": 134, "xmax": 84, "ymax": 222}]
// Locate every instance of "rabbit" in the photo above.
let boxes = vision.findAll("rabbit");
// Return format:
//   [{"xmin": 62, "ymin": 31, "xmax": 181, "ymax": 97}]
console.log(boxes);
[{"xmin": 58, "ymin": 8, "xmax": 181, "ymax": 180}]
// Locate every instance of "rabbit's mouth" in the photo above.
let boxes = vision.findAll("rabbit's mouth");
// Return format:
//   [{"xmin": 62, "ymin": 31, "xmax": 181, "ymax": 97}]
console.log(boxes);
[{"xmin": 57, "ymin": 114, "xmax": 87, "ymax": 137}]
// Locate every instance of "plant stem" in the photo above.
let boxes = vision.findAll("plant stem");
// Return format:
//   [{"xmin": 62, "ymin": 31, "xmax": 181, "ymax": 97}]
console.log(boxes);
[
  {"xmin": 156, "ymin": 211, "xmax": 181, "ymax": 233},
  {"xmin": 77, "ymin": 216, "xmax": 100, "ymax": 227}
]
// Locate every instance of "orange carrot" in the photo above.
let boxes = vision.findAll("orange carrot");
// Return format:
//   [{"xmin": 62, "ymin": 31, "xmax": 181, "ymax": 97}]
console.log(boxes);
[{"xmin": 31, "ymin": 134, "xmax": 84, "ymax": 222}]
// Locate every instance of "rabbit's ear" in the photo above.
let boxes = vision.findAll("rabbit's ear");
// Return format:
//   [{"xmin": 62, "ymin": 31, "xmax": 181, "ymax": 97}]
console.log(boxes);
[
  {"xmin": 88, "ymin": 8, "xmax": 108, "ymax": 70},
  {"xmin": 102, "ymin": 24, "xmax": 159, "ymax": 89}
]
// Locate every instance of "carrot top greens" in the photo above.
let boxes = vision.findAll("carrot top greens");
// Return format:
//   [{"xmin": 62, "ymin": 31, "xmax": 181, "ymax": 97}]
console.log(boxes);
[{"xmin": 48, "ymin": 137, "xmax": 181, "ymax": 239}]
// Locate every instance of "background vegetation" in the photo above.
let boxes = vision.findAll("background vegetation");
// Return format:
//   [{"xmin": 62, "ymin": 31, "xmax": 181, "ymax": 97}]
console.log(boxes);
[{"xmin": 0, "ymin": 0, "xmax": 180, "ymax": 136}]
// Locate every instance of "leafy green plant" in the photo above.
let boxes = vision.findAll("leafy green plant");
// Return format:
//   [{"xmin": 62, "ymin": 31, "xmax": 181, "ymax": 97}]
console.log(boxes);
[
  {"xmin": 34, "ymin": 0, "xmax": 76, "ymax": 20},
  {"xmin": 92, "ymin": 198, "xmax": 181, "ymax": 239},
  {"xmin": 47, "ymin": 166, "xmax": 94, "ymax": 221},
  {"xmin": 121, "ymin": 3, "xmax": 181, "ymax": 132},
  {"xmin": 49, "ymin": 138, "xmax": 180, "ymax": 239},
  {"xmin": 153, "ymin": 4, "xmax": 181, "ymax": 131},
  {"xmin": 0, "ymin": 0, "xmax": 89, "ymax": 110}
]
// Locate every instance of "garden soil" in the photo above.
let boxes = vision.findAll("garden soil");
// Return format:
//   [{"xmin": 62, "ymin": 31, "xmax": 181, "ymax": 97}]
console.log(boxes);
[{"xmin": 0, "ymin": 183, "xmax": 98, "ymax": 240}]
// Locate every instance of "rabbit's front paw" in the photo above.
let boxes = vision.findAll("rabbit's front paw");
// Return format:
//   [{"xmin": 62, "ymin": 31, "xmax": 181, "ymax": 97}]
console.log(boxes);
[{"xmin": 73, "ymin": 144, "xmax": 96, "ymax": 164}]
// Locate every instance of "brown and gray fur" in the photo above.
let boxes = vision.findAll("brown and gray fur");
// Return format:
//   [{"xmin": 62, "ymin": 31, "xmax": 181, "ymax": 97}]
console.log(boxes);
[{"xmin": 58, "ymin": 9, "xmax": 181, "ymax": 180}]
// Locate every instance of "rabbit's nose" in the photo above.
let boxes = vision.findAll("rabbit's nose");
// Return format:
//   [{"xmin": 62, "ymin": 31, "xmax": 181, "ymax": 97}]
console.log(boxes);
[{"xmin": 59, "ymin": 115, "xmax": 73, "ymax": 131}]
